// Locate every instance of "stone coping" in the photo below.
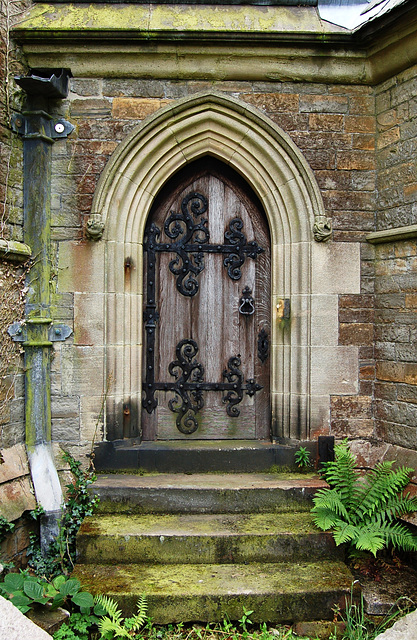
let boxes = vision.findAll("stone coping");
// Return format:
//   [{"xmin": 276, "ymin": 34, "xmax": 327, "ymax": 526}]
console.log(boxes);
[
  {"xmin": 0, "ymin": 239, "xmax": 31, "ymax": 263},
  {"xmin": 12, "ymin": 2, "xmax": 417, "ymax": 84},
  {"xmin": 13, "ymin": 4, "xmax": 347, "ymax": 39},
  {"xmin": 366, "ymin": 225, "xmax": 417, "ymax": 244}
]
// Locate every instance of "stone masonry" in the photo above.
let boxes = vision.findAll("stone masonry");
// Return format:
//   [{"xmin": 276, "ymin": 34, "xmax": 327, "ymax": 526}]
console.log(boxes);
[
  {"xmin": 374, "ymin": 65, "xmax": 417, "ymax": 453},
  {"xmin": 1, "ymin": 0, "xmax": 417, "ymax": 541},
  {"xmin": 51, "ymin": 78, "xmax": 376, "ymax": 453}
]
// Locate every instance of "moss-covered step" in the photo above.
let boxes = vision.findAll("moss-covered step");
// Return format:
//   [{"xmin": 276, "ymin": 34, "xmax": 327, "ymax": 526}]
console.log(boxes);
[
  {"xmin": 72, "ymin": 560, "xmax": 355, "ymax": 623},
  {"xmin": 92, "ymin": 473, "xmax": 326, "ymax": 514},
  {"xmin": 76, "ymin": 511, "xmax": 343, "ymax": 565}
]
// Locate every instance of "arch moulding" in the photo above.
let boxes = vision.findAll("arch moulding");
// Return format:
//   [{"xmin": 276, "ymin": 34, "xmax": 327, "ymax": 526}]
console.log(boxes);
[{"xmin": 91, "ymin": 91, "xmax": 328, "ymax": 441}]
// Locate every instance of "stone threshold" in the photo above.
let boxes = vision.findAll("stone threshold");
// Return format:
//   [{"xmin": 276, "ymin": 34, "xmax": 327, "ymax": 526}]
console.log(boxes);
[{"xmin": 93, "ymin": 439, "xmax": 319, "ymax": 473}]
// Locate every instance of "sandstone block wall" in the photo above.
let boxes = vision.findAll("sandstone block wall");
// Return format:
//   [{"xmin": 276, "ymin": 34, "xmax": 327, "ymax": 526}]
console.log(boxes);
[{"xmin": 374, "ymin": 64, "xmax": 417, "ymax": 453}]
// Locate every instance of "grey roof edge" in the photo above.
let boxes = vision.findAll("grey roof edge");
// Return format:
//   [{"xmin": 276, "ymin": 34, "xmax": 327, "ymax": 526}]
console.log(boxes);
[{"xmin": 352, "ymin": 0, "xmax": 413, "ymax": 38}]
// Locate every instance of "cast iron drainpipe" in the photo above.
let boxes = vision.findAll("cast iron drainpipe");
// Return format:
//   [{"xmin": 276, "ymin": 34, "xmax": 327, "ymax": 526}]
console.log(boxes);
[{"xmin": 9, "ymin": 69, "xmax": 74, "ymax": 553}]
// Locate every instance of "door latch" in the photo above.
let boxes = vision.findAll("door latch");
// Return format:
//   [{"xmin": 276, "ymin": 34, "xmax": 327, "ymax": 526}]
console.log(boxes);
[{"xmin": 239, "ymin": 287, "xmax": 255, "ymax": 316}]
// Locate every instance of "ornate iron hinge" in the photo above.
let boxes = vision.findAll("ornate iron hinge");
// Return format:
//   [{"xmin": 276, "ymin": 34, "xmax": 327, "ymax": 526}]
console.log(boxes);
[
  {"xmin": 142, "ymin": 338, "xmax": 262, "ymax": 435},
  {"xmin": 144, "ymin": 192, "xmax": 264, "ymax": 297}
]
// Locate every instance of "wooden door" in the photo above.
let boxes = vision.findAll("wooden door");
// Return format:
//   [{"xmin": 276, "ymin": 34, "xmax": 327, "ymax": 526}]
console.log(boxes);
[{"xmin": 142, "ymin": 158, "xmax": 270, "ymax": 440}]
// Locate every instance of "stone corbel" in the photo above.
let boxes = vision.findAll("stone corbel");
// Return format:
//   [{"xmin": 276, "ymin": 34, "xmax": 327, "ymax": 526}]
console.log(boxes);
[
  {"xmin": 313, "ymin": 215, "xmax": 332, "ymax": 242},
  {"xmin": 86, "ymin": 212, "xmax": 331, "ymax": 243},
  {"xmin": 85, "ymin": 213, "xmax": 105, "ymax": 241}
]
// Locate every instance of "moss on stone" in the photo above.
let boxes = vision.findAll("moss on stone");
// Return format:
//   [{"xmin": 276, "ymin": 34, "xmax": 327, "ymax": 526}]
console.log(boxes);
[
  {"xmin": 73, "ymin": 560, "xmax": 354, "ymax": 623},
  {"xmin": 13, "ymin": 3, "xmax": 345, "ymax": 36}
]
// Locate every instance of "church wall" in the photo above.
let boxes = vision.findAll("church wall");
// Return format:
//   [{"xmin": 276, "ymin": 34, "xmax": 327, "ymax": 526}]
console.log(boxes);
[
  {"xmin": 1, "ymin": 0, "xmax": 417, "ymax": 563},
  {"xmin": 50, "ymin": 77, "xmax": 376, "ymax": 456},
  {"xmin": 374, "ymin": 63, "xmax": 417, "ymax": 453}
]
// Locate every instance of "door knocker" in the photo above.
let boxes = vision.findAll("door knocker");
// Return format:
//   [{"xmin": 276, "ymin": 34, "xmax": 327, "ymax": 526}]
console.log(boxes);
[{"xmin": 239, "ymin": 286, "xmax": 255, "ymax": 316}]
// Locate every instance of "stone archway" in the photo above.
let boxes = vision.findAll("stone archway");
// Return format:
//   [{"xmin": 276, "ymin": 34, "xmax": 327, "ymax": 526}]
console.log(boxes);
[{"xmin": 90, "ymin": 91, "xmax": 329, "ymax": 441}]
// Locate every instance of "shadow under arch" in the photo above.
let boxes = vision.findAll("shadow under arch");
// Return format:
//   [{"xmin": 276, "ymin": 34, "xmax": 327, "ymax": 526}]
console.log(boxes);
[{"xmin": 92, "ymin": 91, "xmax": 327, "ymax": 441}]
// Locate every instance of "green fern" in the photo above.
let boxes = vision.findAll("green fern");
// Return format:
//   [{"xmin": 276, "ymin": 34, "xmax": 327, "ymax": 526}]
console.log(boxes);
[
  {"xmin": 312, "ymin": 440, "xmax": 417, "ymax": 556},
  {"xmin": 95, "ymin": 593, "xmax": 147, "ymax": 639},
  {"xmin": 130, "ymin": 594, "xmax": 148, "ymax": 631}
]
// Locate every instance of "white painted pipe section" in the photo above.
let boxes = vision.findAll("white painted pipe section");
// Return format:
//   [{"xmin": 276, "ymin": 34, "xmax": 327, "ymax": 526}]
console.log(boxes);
[{"xmin": 27, "ymin": 443, "xmax": 63, "ymax": 512}]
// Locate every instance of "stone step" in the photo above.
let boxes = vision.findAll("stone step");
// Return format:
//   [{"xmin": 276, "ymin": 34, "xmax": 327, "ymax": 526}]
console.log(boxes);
[
  {"xmin": 93, "ymin": 439, "xmax": 320, "ymax": 473},
  {"xmin": 93, "ymin": 472, "xmax": 326, "ymax": 514},
  {"xmin": 73, "ymin": 560, "xmax": 355, "ymax": 624},
  {"xmin": 77, "ymin": 511, "xmax": 343, "ymax": 565}
]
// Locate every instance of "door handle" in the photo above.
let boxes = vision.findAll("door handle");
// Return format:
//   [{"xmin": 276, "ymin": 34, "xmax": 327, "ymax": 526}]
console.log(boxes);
[{"xmin": 239, "ymin": 287, "xmax": 255, "ymax": 315}]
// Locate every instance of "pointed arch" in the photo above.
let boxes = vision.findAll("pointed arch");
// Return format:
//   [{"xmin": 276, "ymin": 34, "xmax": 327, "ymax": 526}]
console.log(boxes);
[{"xmin": 93, "ymin": 91, "xmax": 327, "ymax": 440}]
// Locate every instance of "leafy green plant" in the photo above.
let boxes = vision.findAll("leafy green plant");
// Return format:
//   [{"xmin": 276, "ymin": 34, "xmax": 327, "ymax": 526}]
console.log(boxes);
[
  {"xmin": 142, "ymin": 617, "xmax": 311, "ymax": 640},
  {"xmin": 238, "ymin": 606, "xmax": 254, "ymax": 636},
  {"xmin": 95, "ymin": 593, "xmax": 147, "ymax": 639},
  {"xmin": 53, "ymin": 612, "xmax": 101, "ymax": 640},
  {"xmin": 312, "ymin": 440, "xmax": 417, "ymax": 556},
  {"xmin": 0, "ymin": 515, "xmax": 14, "ymax": 543},
  {"xmin": 0, "ymin": 571, "xmax": 97, "ymax": 616},
  {"xmin": 59, "ymin": 452, "xmax": 100, "ymax": 567},
  {"xmin": 28, "ymin": 451, "xmax": 99, "ymax": 578},
  {"xmin": 294, "ymin": 447, "xmax": 311, "ymax": 469}
]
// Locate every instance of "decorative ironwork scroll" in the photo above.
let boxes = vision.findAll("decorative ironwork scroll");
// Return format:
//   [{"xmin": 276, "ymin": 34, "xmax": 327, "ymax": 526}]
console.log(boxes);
[
  {"xmin": 142, "ymin": 338, "xmax": 263, "ymax": 434},
  {"xmin": 224, "ymin": 218, "xmax": 264, "ymax": 280},
  {"xmin": 164, "ymin": 192, "xmax": 209, "ymax": 296},
  {"xmin": 142, "ymin": 189, "xmax": 265, "ymax": 434},
  {"xmin": 144, "ymin": 191, "xmax": 264, "ymax": 298},
  {"xmin": 168, "ymin": 339, "xmax": 205, "ymax": 434}
]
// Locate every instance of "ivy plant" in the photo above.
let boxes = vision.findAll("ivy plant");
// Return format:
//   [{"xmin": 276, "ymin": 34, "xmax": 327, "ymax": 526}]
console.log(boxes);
[
  {"xmin": 0, "ymin": 515, "xmax": 14, "ymax": 543},
  {"xmin": 27, "ymin": 451, "xmax": 99, "ymax": 578},
  {"xmin": 312, "ymin": 440, "xmax": 417, "ymax": 556}
]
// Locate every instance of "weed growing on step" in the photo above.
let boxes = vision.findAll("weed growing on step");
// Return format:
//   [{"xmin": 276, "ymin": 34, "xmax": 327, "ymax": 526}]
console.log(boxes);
[
  {"xmin": 329, "ymin": 583, "xmax": 414, "ymax": 640},
  {"xmin": 294, "ymin": 447, "xmax": 311, "ymax": 470}
]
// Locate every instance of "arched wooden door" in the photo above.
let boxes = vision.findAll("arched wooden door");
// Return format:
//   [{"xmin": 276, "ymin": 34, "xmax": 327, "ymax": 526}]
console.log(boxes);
[{"xmin": 142, "ymin": 158, "xmax": 270, "ymax": 440}]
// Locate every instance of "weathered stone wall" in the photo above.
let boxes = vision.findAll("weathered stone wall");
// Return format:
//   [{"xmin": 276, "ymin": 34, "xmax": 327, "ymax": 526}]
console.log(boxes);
[
  {"xmin": 0, "ymin": 0, "xmax": 26, "ymax": 241},
  {"xmin": 0, "ymin": 0, "xmax": 28, "ymax": 449},
  {"xmin": 0, "ymin": 261, "xmax": 25, "ymax": 445},
  {"xmin": 374, "ymin": 65, "xmax": 417, "ymax": 453},
  {"xmin": 0, "ymin": 444, "xmax": 37, "ymax": 566},
  {"xmin": 49, "ymin": 78, "xmax": 376, "ymax": 454}
]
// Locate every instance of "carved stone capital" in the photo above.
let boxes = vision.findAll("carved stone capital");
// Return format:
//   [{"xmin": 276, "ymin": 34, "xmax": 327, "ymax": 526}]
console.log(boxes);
[
  {"xmin": 85, "ymin": 214, "xmax": 105, "ymax": 241},
  {"xmin": 313, "ymin": 215, "xmax": 332, "ymax": 242}
]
